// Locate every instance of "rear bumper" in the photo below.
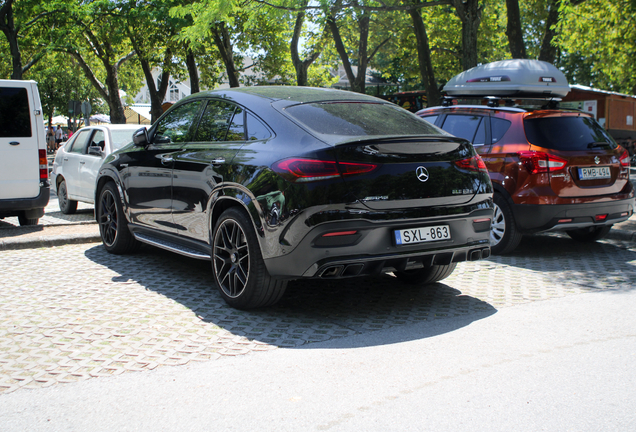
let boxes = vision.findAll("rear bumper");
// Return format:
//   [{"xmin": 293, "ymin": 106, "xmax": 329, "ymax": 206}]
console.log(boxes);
[
  {"xmin": 0, "ymin": 183, "xmax": 50, "ymax": 218},
  {"xmin": 264, "ymin": 206, "xmax": 493, "ymax": 279},
  {"xmin": 512, "ymin": 197, "xmax": 635, "ymax": 233}
]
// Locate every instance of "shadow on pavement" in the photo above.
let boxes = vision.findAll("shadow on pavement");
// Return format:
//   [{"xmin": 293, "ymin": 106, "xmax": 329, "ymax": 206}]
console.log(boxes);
[
  {"xmin": 490, "ymin": 232, "xmax": 636, "ymax": 293},
  {"xmin": 85, "ymin": 244, "xmax": 497, "ymax": 349}
]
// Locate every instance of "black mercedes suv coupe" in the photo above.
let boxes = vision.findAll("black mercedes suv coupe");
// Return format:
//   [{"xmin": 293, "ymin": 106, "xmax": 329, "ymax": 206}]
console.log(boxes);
[{"xmin": 95, "ymin": 86, "xmax": 493, "ymax": 309}]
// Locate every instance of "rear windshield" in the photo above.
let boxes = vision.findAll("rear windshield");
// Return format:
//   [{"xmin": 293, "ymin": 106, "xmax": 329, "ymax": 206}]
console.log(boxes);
[
  {"xmin": 284, "ymin": 102, "xmax": 442, "ymax": 141},
  {"xmin": 524, "ymin": 116, "xmax": 616, "ymax": 151}
]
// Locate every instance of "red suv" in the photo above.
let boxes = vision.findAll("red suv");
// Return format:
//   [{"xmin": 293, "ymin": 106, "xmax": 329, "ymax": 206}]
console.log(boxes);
[{"xmin": 417, "ymin": 102, "xmax": 634, "ymax": 254}]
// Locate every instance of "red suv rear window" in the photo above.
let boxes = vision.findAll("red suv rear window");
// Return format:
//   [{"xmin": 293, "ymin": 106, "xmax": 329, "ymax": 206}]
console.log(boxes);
[{"xmin": 524, "ymin": 116, "xmax": 616, "ymax": 151}]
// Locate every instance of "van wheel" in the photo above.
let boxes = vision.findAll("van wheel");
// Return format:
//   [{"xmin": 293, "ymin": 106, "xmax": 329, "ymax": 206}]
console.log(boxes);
[
  {"xmin": 490, "ymin": 194, "xmax": 523, "ymax": 255},
  {"xmin": 18, "ymin": 215, "xmax": 38, "ymax": 226},
  {"xmin": 57, "ymin": 180, "xmax": 78, "ymax": 214},
  {"xmin": 97, "ymin": 182, "xmax": 139, "ymax": 254},
  {"xmin": 212, "ymin": 207, "xmax": 287, "ymax": 309},
  {"xmin": 395, "ymin": 263, "xmax": 457, "ymax": 285},
  {"xmin": 566, "ymin": 225, "xmax": 612, "ymax": 242}
]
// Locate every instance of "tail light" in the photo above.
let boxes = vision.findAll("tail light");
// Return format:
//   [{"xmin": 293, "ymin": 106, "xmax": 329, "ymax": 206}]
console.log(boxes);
[
  {"xmin": 518, "ymin": 151, "xmax": 567, "ymax": 174},
  {"xmin": 619, "ymin": 149, "xmax": 630, "ymax": 168},
  {"xmin": 39, "ymin": 149, "xmax": 48, "ymax": 180},
  {"xmin": 272, "ymin": 158, "xmax": 378, "ymax": 183},
  {"xmin": 454, "ymin": 154, "xmax": 488, "ymax": 173}
]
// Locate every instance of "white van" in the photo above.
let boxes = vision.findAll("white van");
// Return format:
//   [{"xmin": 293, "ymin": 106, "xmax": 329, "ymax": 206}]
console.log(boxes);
[{"xmin": 0, "ymin": 80, "xmax": 50, "ymax": 225}]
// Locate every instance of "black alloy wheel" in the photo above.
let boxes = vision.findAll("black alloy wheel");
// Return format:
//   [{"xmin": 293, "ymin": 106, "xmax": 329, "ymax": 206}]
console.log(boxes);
[
  {"xmin": 57, "ymin": 180, "xmax": 77, "ymax": 214},
  {"xmin": 212, "ymin": 207, "xmax": 287, "ymax": 309},
  {"xmin": 97, "ymin": 182, "xmax": 139, "ymax": 254}
]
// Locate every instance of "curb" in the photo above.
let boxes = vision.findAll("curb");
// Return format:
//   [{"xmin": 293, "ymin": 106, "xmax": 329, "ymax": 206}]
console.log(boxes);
[{"xmin": 0, "ymin": 233, "xmax": 101, "ymax": 251}]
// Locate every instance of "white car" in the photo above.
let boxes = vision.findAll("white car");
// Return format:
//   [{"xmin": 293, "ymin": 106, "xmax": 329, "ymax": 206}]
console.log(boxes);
[{"xmin": 51, "ymin": 124, "xmax": 140, "ymax": 214}]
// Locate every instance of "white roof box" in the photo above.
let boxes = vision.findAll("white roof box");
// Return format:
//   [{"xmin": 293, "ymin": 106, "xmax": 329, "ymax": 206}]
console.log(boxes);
[{"xmin": 443, "ymin": 59, "xmax": 570, "ymax": 98}]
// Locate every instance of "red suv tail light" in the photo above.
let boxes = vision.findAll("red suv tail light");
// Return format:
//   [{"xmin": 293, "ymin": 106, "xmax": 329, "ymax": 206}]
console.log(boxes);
[
  {"xmin": 619, "ymin": 149, "xmax": 630, "ymax": 168},
  {"xmin": 454, "ymin": 154, "xmax": 488, "ymax": 173},
  {"xmin": 39, "ymin": 149, "xmax": 48, "ymax": 180},
  {"xmin": 272, "ymin": 158, "xmax": 378, "ymax": 183},
  {"xmin": 517, "ymin": 151, "xmax": 567, "ymax": 174}
]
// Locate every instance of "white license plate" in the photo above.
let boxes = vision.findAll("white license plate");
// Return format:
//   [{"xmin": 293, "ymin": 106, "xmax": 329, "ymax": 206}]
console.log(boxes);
[
  {"xmin": 394, "ymin": 225, "xmax": 451, "ymax": 245},
  {"xmin": 579, "ymin": 166, "xmax": 611, "ymax": 180}
]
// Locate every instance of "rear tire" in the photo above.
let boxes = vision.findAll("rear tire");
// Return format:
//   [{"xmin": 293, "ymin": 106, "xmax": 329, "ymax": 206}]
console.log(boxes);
[
  {"xmin": 490, "ymin": 193, "xmax": 523, "ymax": 255},
  {"xmin": 57, "ymin": 180, "xmax": 78, "ymax": 215},
  {"xmin": 18, "ymin": 215, "xmax": 38, "ymax": 226},
  {"xmin": 395, "ymin": 263, "xmax": 457, "ymax": 285},
  {"xmin": 96, "ymin": 182, "xmax": 140, "ymax": 254},
  {"xmin": 212, "ymin": 207, "xmax": 287, "ymax": 309},
  {"xmin": 566, "ymin": 225, "xmax": 612, "ymax": 242}
]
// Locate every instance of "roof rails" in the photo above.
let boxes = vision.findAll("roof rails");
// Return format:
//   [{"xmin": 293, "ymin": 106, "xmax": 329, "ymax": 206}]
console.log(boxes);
[{"xmin": 441, "ymin": 95, "xmax": 562, "ymax": 109}]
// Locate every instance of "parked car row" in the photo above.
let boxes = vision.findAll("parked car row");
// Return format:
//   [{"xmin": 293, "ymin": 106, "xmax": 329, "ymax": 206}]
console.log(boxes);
[{"xmin": 6, "ymin": 60, "xmax": 632, "ymax": 310}]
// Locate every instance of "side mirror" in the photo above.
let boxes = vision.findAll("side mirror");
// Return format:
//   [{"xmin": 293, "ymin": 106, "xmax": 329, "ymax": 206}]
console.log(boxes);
[
  {"xmin": 132, "ymin": 127, "xmax": 149, "ymax": 146},
  {"xmin": 88, "ymin": 146, "xmax": 103, "ymax": 156}
]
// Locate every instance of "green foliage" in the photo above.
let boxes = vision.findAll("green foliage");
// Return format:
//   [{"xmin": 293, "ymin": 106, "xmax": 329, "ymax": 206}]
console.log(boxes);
[{"xmin": 557, "ymin": 0, "xmax": 636, "ymax": 93}]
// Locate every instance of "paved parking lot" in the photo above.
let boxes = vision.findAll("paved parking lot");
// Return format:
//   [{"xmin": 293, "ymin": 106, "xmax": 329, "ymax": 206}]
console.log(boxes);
[{"xmin": 1, "ymin": 231, "xmax": 635, "ymax": 394}]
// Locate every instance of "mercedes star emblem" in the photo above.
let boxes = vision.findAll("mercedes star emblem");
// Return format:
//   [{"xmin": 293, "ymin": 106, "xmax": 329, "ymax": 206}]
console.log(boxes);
[{"xmin": 416, "ymin": 166, "xmax": 429, "ymax": 182}]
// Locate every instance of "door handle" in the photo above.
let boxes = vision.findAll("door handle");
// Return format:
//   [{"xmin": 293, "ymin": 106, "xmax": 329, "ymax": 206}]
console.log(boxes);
[
  {"xmin": 161, "ymin": 155, "xmax": 174, "ymax": 164},
  {"xmin": 80, "ymin": 161, "xmax": 85, "ymax": 164},
  {"xmin": 63, "ymin": 158, "xmax": 69, "ymax": 161},
  {"xmin": 211, "ymin": 158, "xmax": 225, "ymax": 166},
  {"xmin": 9, "ymin": 141, "xmax": 19, "ymax": 146}
]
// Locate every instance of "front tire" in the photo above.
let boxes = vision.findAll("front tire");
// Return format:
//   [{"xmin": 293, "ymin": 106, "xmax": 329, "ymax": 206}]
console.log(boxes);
[
  {"xmin": 212, "ymin": 207, "xmax": 287, "ymax": 309},
  {"xmin": 566, "ymin": 225, "xmax": 612, "ymax": 242},
  {"xmin": 57, "ymin": 180, "xmax": 77, "ymax": 215},
  {"xmin": 395, "ymin": 263, "xmax": 457, "ymax": 285},
  {"xmin": 96, "ymin": 182, "xmax": 139, "ymax": 254},
  {"xmin": 490, "ymin": 193, "xmax": 523, "ymax": 255}
]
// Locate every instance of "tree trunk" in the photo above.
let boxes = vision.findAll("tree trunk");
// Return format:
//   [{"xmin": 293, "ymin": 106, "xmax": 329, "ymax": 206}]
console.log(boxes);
[
  {"xmin": 291, "ymin": 11, "xmax": 320, "ymax": 86},
  {"xmin": 0, "ymin": 0, "xmax": 23, "ymax": 79},
  {"xmin": 212, "ymin": 22, "xmax": 240, "ymax": 88},
  {"xmin": 452, "ymin": 0, "xmax": 482, "ymax": 70},
  {"xmin": 409, "ymin": 5, "xmax": 441, "ymax": 106},
  {"xmin": 538, "ymin": 0, "xmax": 560, "ymax": 63},
  {"xmin": 327, "ymin": 13, "xmax": 360, "ymax": 92},
  {"xmin": 505, "ymin": 0, "xmax": 527, "ymax": 59},
  {"xmin": 186, "ymin": 48, "xmax": 200, "ymax": 94}
]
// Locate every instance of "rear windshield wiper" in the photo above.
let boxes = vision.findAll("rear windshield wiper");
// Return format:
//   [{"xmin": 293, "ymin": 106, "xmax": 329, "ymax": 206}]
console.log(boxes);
[{"xmin": 587, "ymin": 142, "xmax": 611, "ymax": 149}]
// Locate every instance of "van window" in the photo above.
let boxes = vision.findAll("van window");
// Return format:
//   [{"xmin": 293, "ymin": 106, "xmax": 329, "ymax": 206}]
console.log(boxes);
[{"xmin": 0, "ymin": 87, "xmax": 31, "ymax": 138}]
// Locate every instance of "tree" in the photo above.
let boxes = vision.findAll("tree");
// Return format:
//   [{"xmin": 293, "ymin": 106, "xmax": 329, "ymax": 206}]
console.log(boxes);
[
  {"xmin": 54, "ymin": 2, "xmax": 140, "ymax": 124},
  {"xmin": 557, "ymin": 0, "xmax": 636, "ymax": 93},
  {"xmin": 450, "ymin": 0, "xmax": 483, "ymax": 70},
  {"xmin": 0, "ymin": 0, "xmax": 50, "ymax": 79}
]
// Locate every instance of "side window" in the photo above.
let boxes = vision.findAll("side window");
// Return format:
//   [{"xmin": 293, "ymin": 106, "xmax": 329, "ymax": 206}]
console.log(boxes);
[
  {"xmin": 153, "ymin": 100, "xmax": 203, "ymax": 144},
  {"xmin": 473, "ymin": 118, "xmax": 486, "ymax": 146},
  {"xmin": 70, "ymin": 130, "xmax": 92, "ymax": 154},
  {"xmin": 194, "ymin": 100, "xmax": 237, "ymax": 142},
  {"xmin": 491, "ymin": 118, "xmax": 512, "ymax": 144},
  {"xmin": 440, "ymin": 114, "xmax": 483, "ymax": 144},
  {"xmin": 90, "ymin": 130, "xmax": 106, "ymax": 152},
  {"xmin": 420, "ymin": 115, "xmax": 438, "ymax": 126},
  {"xmin": 246, "ymin": 113, "xmax": 271, "ymax": 141},
  {"xmin": 226, "ymin": 108, "xmax": 245, "ymax": 141},
  {"xmin": 0, "ymin": 87, "xmax": 31, "ymax": 138}
]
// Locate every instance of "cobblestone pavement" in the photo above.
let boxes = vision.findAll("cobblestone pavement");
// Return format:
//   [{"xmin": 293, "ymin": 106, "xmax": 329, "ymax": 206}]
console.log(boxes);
[
  {"xmin": 0, "ymin": 189, "xmax": 95, "ymax": 229},
  {"xmin": 1, "ymin": 231, "xmax": 635, "ymax": 394}
]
